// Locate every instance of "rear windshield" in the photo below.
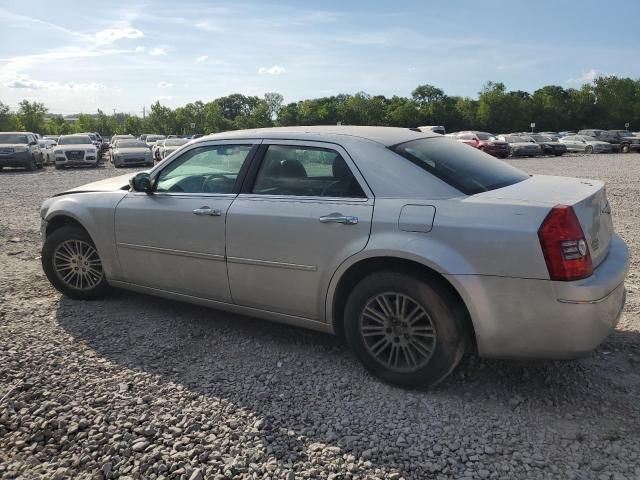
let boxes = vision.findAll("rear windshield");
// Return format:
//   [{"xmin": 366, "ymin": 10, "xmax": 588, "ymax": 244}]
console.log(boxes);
[
  {"xmin": 0, "ymin": 134, "xmax": 28, "ymax": 144},
  {"xmin": 147, "ymin": 135, "xmax": 165, "ymax": 142},
  {"xmin": 58, "ymin": 136, "xmax": 92, "ymax": 145},
  {"xmin": 390, "ymin": 137, "xmax": 529, "ymax": 195}
]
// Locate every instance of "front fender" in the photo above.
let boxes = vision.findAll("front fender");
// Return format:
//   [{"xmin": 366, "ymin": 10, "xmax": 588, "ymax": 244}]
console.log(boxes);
[{"xmin": 42, "ymin": 192, "xmax": 128, "ymax": 279}]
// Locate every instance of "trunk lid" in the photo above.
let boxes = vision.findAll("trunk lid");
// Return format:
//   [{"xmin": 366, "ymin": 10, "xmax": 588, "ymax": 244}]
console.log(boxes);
[{"xmin": 475, "ymin": 174, "xmax": 614, "ymax": 268}]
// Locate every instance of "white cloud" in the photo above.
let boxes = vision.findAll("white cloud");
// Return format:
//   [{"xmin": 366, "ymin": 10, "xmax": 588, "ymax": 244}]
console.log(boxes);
[
  {"xmin": 4, "ymin": 74, "xmax": 106, "ymax": 92},
  {"xmin": 149, "ymin": 48, "xmax": 166, "ymax": 56},
  {"xmin": 196, "ymin": 55, "xmax": 208, "ymax": 62},
  {"xmin": 258, "ymin": 65, "xmax": 286, "ymax": 75},
  {"xmin": 94, "ymin": 27, "xmax": 144, "ymax": 44},
  {"xmin": 157, "ymin": 81, "xmax": 173, "ymax": 88},
  {"xmin": 135, "ymin": 46, "xmax": 146, "ymax": 53},
  {"xmin": 567, "ymin": 69, "xmax": 599, "ymax": 84},
  {"xmin": 194, "ymin": 21, "xmax": 223, "ymax": 32}
]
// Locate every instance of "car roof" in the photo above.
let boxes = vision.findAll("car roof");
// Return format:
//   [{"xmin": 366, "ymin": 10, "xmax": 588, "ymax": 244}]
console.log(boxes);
[{"xmin": 200, "ymin": 126, "xmax": 439, "ymax": 147}]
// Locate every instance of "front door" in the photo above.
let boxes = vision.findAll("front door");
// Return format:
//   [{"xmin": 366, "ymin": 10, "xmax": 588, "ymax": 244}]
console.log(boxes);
[
  {"xmin": 114, "ymin": 141, "xmax": 258, "ymax": 301},
  {"xmin": 226, "ymin": 140, "xmax": 374, "ymax": 320}
]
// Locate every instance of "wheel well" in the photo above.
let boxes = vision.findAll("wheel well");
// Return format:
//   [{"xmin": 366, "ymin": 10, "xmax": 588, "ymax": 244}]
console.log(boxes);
[
  {"xmin": 45, "ymin": 215, "xmax": 87, "ymax": 238},
  {"xmin": 331, "ymin": 256, "xmax": 477, "ymax": 351}
]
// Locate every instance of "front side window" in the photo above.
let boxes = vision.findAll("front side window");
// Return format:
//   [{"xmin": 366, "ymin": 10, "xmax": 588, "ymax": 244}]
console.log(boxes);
[
  {"xmin": 251, "ymin": 145, "xmax": 365, "ymax": 198},
  {"xmin": 390, "ymin": 137, "xmax": 529, "ymax": 195},
  {"xmin": 156, "ymin": 144, "xmax": 253, "ymax": 194}
]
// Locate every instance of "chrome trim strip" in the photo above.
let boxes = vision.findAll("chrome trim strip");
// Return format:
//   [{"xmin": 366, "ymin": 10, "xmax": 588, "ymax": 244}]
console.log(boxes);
[
  {"xmin": 236, "ymin": 193, "xmax": 370, "ymax": 204},
  {"xmin": 108, "ymin": 280, "xmax": 334, "ymax": 334},
  {"xmin": 117, "ymin": 243, "xmax": 225, "ymax": 261},
  {"xmin": 227, "ymin": 256, "xmax": 317, "ymax": 271},
  {"xmin": 557, "ymin": 282, "xmax": 625, "ymax": 304}
]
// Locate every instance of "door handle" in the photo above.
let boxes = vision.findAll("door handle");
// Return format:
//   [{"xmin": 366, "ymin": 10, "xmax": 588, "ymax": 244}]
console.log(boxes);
[
  {"xmin": 193, "ymin": 207, "xmax": 222, "ymax": 216},
  {"xmin": 319, "ymin": 213, "xmax": 359, "ymax": 225}
]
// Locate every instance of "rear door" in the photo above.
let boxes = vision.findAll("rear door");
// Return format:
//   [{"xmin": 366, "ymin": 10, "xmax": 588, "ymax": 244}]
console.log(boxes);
[{"xmin": 226, "ymin": 140, "xmax": 374, "ymax": 320}]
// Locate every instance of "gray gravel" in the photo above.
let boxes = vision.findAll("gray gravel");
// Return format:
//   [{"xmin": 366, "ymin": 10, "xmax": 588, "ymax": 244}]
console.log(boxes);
[{"xmin": 1, "ymin": 154, "xmax": 639, "ymax": 480}]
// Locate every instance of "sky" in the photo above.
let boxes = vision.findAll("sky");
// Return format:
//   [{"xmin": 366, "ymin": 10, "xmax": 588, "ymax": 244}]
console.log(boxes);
[{"xmin": 0, "ymin": 0, "xmax": 638, "ymax": 115}]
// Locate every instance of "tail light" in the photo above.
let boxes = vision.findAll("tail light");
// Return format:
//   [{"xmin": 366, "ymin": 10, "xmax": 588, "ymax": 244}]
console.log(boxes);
[{"xmin": 538, "ymin": 205, "xmax": 593, "ymax": 281}]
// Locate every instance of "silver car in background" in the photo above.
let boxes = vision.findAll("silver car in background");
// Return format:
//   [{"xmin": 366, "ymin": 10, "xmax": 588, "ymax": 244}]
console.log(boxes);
[
  {"xmin": 560, "ymin": 135, "xmax": 613, "ymax": 154},
  {"xmin": 159, "ymin": 138, "xmax": 189, "ymax": 160},
  {"xmin": 498, "ymin": 135, "xmax": 543, "ymax": 157},
  {"xmin": 111, "ymin": 139, "xmax": 154, "ymax": 168},
  {"xmin": 39, "ymin": 126, "xmax": 629, "ymax": 387}
]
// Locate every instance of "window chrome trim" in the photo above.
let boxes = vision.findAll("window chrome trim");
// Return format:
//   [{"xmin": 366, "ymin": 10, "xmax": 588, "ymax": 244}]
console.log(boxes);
[
  {"xmin": 235, "ymin": 193, "xmax": 371, "ymax": 204},
  {"xmin": 117, "ymin": 243, "xmax": 225, "ymax": 262},
  {"xmin": 227, "ymin": 256, "xmax": 317, "ymax": 272}
]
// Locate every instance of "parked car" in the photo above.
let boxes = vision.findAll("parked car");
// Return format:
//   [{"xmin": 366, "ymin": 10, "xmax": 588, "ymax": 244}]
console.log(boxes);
[
  {"xmin": 0, "ymin": 132, "xmax": 44, "ymax": 171},
  {"xmin": 599, "ymin": 131, "xmax": 640, "ymax": 153},
  {"xmin": 39, "ymin": 138, "xmax": 57, "ymax": 165},
  {"xmin": 498, "ymin": 135, "xmax": 542, "ymax": 157},
  {"xmin": 139, "ymin": 134, "xmax": 150, "ymax": 142},
  {"xmin": 538, "ymin": 132, "xmax": 562, "ymax": 141},
  {"xmin": 418, "ymin": 125, "xmax": 446, "ymax": 135},
  {"xmin": 560, "ymin": 135, "xmax": 613, "ymax": 154},
  {"xmin": 558, "ymin": 131, "xmax": 577, "ymax": 137},
  {"xmin": 159, "ymin": 138, "xmax": 189, "ymax": 159},
  {"xmin": 453, "ymin": 131, "xmax": 510, "ymax": 158},
  {"xmin": 39, "ymin": 126, "xmax": 629, "ymax": 388},
  {"xmin": 111, "ymin": 139, "xmax": 154, "ymax": 168},
  {"xmin": 145, "ymin": 135, "xmax": 165, "ymax": 148},
  {"xmin": 111, "ymin": 134, "xmax": 135, "ymax": 143},
  {"xmin": 530, "ymin": 135, "xmax": 568, "ymax": 156},
  {"xmin": 54, "ymin": 134, "xmax": 99, "ymax": 169}
]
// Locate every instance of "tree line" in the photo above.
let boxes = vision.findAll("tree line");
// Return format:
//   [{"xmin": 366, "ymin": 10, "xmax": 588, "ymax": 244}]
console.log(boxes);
[{"xmin": 1, "ymin": 76, "xmax": 639, "ymax": 137}]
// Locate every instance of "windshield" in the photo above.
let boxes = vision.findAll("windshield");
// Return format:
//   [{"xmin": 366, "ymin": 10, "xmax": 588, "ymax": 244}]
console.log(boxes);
[
  {"xmin": 532, "ymin": 135, "xmax": 553, "ymax": 142},
  {"xmin": 147, "ymin": 135, "xmax": 165, "ymax": 142},
  {"xmin": 505, "ymin": 136, "xmax": 528, "ymax": 143},
  {"xmin": 0, "ymin": 134, "xmax": 29, "ymax": 144},
  {"xmin": 476, "ymin": 132, "xmax": 497, "ymax": 141},
  {"xmin": 58, "ymin": 136, "xmax": 92, "ymax": 145},
  {"xmin": 390, "ymin": 137, "xmax": 529, "ymax": 195},
  {"xmin": 117, "ymin": 140, "xmax": 147, "ymax": 148},
  {"xmin": 166, "ymin": 139, "xmax": 188, "ymax": 146},
  {"xmin": 88, "ymin": 134, "xmax": 97, "ymax": 141}
]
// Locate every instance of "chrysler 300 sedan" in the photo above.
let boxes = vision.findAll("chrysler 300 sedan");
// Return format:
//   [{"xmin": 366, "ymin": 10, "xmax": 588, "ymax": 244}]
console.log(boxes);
[{"xmin": 40, "ymin": 126, "xmax": 629, "ymax": 387}]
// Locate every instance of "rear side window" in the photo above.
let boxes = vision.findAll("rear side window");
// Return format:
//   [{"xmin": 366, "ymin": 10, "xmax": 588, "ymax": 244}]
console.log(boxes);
[{"xmin": 390, "ymin": 137, "xmax": 528, "ymax": 195}]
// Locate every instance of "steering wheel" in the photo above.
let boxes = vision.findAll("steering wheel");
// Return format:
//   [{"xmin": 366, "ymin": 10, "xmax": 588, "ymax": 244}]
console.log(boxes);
[
  {"xmin": 202, "ymin": 173, "xmax": 233, "ymax": 193},
  {"xmin": 320, "ymin": 180, "xmax": 344, "ymax": 197}
]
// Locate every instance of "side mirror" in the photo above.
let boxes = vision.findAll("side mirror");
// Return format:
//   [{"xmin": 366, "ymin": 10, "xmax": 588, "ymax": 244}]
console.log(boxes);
[
  {"xmin": 30, "ymin": 140, "xmax": 38, "ymax": 146},
  {"xmin": 129, "ymin": 172, "xmax": 154, "ymax": 193}
]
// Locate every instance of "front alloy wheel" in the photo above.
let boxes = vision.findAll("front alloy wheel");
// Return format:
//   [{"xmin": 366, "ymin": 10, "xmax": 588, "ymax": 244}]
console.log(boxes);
[{"xmin": 42, "ymin": 225, "xmax": 110, "ymax": 299}]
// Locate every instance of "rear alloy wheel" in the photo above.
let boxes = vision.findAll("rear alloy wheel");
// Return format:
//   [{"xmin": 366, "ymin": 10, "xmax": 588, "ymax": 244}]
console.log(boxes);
[
  {"xmin": 344, "ymin": 272, "xmax": 468, "ymax": 388},
  {"xmin": 621, "ymin": 144, "xmax": 630, "ymax": 154},
  {"xmin": 42, "ymin": 226, "xmax": 110, "ymax": 299},
  {"xmin": 585, "ymin": 145, "xmax": 594, "ymax": 154}
]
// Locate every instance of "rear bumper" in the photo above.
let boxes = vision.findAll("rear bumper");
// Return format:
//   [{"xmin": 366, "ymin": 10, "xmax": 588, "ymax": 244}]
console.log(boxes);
[{"xmin": 447, "ymin": 234, "xmax": 629, "ymax": 359}]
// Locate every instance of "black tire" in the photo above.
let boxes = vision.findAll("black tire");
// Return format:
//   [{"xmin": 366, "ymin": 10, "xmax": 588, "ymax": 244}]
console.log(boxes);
[
  {"xmin": 555, "ymin": 152, "xmax": 563, "ymax": 157},
  {"xmin": 344, "ymin": 271, "xmax": 468, "ymax": 388},
  {"xmin": 621, "ymin": 144, "xmax": 630, "ymax": 154},
  {"xmin": 42, "ymin": 225, "xmax": 110, "ymax": 299},
  {"xmin": 25, "ymin": 157, "xmax": 37, "ymax": 171},
  {"xmin": 585, "ymin": 145, "xmax": 594, "ymax": 154}
]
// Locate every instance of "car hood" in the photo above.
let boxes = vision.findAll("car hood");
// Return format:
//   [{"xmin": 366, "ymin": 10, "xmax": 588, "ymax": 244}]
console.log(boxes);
[
  {"xmin": 0, "ymin": 143, "xmax": 29, "ymax": 149},
  {"xmin": 56, "ymin": 144, "xmax": 94, "ymax": 151},
  {"xmin": 114, "ymin": 147, "xmax": 149, "ymax": 154},
  {"xmin": 55, "ymin": 173, "xmax": 136, "ymax": 196}
]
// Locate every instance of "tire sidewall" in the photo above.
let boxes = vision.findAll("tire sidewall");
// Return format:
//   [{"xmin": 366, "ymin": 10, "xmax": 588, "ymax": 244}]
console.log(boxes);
[
  {"xmin": 344, "ymin": 272, "xmax": 466, "ymax": 388},
  {"xmin": 41, "ymin": 225, "xmax": 110, "ymax": 299}
]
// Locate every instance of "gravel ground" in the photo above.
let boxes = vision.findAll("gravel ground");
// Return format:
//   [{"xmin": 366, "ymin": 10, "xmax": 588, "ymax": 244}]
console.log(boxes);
[{"xmin": 1, "ymin": 154, "xmax": 639, "ymax": 480}]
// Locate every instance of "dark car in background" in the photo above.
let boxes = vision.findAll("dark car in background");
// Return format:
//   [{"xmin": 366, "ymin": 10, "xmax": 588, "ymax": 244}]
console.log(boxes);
[
  {"xmin": 531, "ymin": 135, "xmax": 568, "ymax": 156},
  {"xmin": 0, "ymin": 132, "xmax": 44, "ymax": 171},
  {"xmin": 601, "ymin": 131, "xmax": 640, "ymax": 153},
  {"xmin": 452, "ymin": 131, "xmax": 510, "ymax": 158},
  {"xmin": 498, "ymin": 135, "xmax": 542, "ymax": 157}
]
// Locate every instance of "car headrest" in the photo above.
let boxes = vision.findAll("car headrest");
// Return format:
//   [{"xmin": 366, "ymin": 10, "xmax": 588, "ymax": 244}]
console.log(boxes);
[
  {"xmin": 280, "ymin": 159, "xmax": 307, "ymax": 178},
  {"xmin": 332, "ymin": 156, "xmax": 351, "ymax": 179}
]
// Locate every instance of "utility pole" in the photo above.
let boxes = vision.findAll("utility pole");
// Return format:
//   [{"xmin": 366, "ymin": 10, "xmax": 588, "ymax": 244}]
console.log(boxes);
[{"xmin": 142, "ymin": 106, "xmax": 146, "ymax": 119}]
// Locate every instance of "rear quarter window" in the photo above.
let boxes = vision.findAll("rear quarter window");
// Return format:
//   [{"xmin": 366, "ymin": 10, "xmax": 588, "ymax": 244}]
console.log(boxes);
[{"xmin": 390, "ymin": 137, "xmax": 529, "ymax": 195}]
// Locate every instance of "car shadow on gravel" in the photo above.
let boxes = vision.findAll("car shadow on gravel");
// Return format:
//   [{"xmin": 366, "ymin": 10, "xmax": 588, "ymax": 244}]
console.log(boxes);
[{"xmin": 56, "ymin": 289, "xmax": 640, "ymax": 473}]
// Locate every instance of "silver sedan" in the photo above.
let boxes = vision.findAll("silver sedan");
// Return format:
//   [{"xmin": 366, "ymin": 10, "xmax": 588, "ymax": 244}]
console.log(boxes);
[{"xmin": 39, "ymin": 126, "xmax": 629, "ymax": 387}]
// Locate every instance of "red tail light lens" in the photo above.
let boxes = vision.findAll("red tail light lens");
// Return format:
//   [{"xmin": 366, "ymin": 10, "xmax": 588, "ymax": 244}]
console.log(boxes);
[{"xmin": 538, "ymin": 205, "xmax": 593, "ymax": 281}]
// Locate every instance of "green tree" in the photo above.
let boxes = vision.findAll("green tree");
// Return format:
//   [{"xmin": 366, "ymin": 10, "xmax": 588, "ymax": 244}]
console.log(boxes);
[
  {"xmin": 17, "ymin": 100, "xmax": 47, "ymax": 133},
  {"xmin": 0, "ymin": 101, "xmax": 23, "ymax": 131}
]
